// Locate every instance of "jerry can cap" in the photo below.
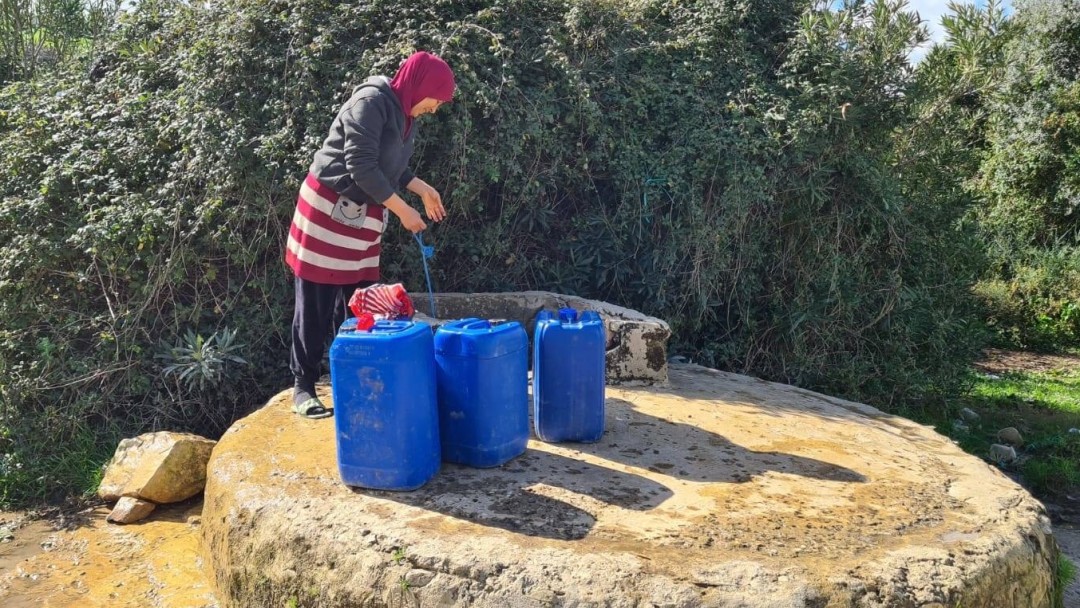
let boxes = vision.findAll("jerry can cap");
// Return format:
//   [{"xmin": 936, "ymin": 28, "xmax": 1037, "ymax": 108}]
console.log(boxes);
[{"xmin": 338, "ymin": 317, "xmax": 423, "ymax": 335}]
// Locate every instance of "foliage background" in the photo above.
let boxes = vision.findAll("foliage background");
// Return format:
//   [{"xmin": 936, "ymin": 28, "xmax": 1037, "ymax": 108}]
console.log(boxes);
[
  {"xmin": 972, "ymin": 0, "xmax": 1080, "ymax": 350},
  {"xmin": 0, "ymin": 0, "xmax": 1075, "ymax": 506}
]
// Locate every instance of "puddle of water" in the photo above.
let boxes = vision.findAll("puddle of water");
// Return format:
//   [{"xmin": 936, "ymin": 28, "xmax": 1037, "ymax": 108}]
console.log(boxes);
[
  {"xmin": 0, "ymin": 516, "xmax": 55, "ymax": 570},
  {"xmin": 0, "ymin": 515, "xmax": 68, "ymax": 608}
]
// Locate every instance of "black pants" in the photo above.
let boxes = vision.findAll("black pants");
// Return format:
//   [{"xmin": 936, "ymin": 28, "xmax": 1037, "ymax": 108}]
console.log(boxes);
[{"xmin": 290, "ymin": 277, "xmax": 374, "ymax": 393}]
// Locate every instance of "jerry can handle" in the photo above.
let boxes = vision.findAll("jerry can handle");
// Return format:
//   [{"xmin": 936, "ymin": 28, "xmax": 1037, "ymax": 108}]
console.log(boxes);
[{"xmin": 460, "ymin": 319, "xmax": 492, "ymax": 331}]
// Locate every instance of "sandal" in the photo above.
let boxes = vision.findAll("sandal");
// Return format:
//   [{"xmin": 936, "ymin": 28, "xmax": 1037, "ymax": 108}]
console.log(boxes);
[{"xmin": 292, "ymin": 396, "xmax": 333, "ymax": 419}]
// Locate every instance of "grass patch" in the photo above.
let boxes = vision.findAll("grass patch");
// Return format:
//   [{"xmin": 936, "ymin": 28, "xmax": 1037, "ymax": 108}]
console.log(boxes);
[
  {"xmin": 922, "ymin": 365, "xmax": 1080, "ymax": 500},
  {"xmin": 0, "ymin": 416, "xmax": 120, "ymax": 509},
  {"xmin": 970, "ymin": 370, "xmax": 1080, "ymax": 414},
  {"xmin": 1056, "ymin": 553, "xmax": 1077, "ymax": 608}
]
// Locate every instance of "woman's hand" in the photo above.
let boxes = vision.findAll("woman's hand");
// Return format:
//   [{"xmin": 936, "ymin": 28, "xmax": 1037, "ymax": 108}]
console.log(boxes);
[
  {"xmin": 396, "ymin": 205, "xmax": 427, "ymax": 233},
  {"xmin": 383, "ymin": 195, "xmax": 427, "ymax": 233},
  {"xmin": 419, "ymin": 184, "xmax": 445, "ymax": 222},
  {"xmin": 407, "ymin": 178, "xmax": 446, "ymax": 222}
]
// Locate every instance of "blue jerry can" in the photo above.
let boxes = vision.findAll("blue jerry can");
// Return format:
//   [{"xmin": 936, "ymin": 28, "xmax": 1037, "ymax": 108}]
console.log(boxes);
[
  {"xmin": 434, "ymin": 318, "xmax": 529, "ymax": 467},
  {"xmin": 329, "ymin": 317, "xmax": 440, "ymax": 490},
  {"xmin": 532, "ymin": 307, "xmax": 606, "ymax": 443}
]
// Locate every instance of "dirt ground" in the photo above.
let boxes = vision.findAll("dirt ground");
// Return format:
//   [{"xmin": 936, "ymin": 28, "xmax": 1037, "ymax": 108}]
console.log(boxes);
[
  {"xmin": 0, "ymin": 500, "xmax": 216, "ymax": 607},
  {"xmin": 974, "ymin": 347, "xmax": 1080, "ymax": 376}
]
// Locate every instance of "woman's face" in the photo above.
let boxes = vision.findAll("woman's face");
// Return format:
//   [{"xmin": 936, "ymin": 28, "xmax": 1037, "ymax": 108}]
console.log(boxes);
[{"xmin": 410, "ymin": 97, "xmax": 445, "ymax": 117}]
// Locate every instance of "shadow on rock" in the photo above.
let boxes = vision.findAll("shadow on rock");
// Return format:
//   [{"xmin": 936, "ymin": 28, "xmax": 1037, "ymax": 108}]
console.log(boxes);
[
  {"xmin": 360, "ymin": 449, "xmax": 672, "ymax": 540},
  {"xmin": 585, "ymin": 398, "xmax": 866, "ymax": 484},
  {"xmin": 361, "ymin": 398, "xmax": 862, "ymax": 540},
  {"xmin": 645, "ymin": 363, "xmax": 891, "ymax": 424}
]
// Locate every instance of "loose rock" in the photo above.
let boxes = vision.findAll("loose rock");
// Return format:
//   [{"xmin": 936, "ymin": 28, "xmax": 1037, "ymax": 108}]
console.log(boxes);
[
  {"xmin": 997, "ymin": 427, "xmax": 1024, "ymax": 447},
  {"xmin": 107, "ymin": 497, "xmax": 156, "ymax": 524},
  {"xmin": 98, "ymin": 431, "xmax": 216, "ymax": 504},
  {"xmin": 989, "ymin": 444, "xmax": 1017, "ymax": 464},
  {"xmin": 405, "ymin": 569, "xmax": 435, "ymax": 588},
  {"xmin": 959, "ymin": 408, "xmax": 981, "ymax": 423}
]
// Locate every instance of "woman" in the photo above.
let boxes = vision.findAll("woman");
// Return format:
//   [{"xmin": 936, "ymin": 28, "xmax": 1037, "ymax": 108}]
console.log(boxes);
[{"xmin": 286, "ymin": 51, "xmax": 455, "ymax": 418}]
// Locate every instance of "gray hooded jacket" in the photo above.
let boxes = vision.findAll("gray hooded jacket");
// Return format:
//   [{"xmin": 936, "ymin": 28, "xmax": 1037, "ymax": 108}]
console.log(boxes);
[{"xmin": 309, "ymin": 76, "xmax": 416, "ymax": 205}]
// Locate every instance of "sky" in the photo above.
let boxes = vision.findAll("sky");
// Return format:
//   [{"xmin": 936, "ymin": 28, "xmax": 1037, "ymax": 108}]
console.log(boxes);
[{"xmin": 907, "ymin": 0, "xmax": 1014, "ymax": 62}]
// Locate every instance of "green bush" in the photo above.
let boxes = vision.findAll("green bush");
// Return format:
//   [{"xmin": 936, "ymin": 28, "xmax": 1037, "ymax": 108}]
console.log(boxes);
[
  {"xmin": 973, "ymin": 0, "xmax": 1080, "ymax": 352},
  {"xmin": 0, "ymin": 0, "xmax": 989, "ymax": 505},
  {"xmin": 0, "ymin": 0, "xmax": 121, "ymax": 83},
  {"xmin": 974, "ymin": 248, "xmax": 1080, "ymax": 351}
]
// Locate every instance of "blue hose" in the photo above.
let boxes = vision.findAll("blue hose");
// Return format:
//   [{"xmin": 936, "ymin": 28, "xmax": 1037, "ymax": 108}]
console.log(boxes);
[{"xmin": 414, "ymin": 232, "xmax": 436, "ymax": 318}]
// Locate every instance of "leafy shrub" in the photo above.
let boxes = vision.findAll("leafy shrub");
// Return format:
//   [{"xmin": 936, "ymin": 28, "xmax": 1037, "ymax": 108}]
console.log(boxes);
[
  {"xmin": 0, "ymin": 0, "xmax": 988, "ymax": 505},
  {"xmin": 974, "ymin": 247, "xmax": 1080, "ymax": 351},
  {"xmin": 973, "ymin": 0, "xmax": 1080, "ymax": 351},
  {"xmin": 0, "ymin": 0, "xmax": 121, "ymax": 83}
]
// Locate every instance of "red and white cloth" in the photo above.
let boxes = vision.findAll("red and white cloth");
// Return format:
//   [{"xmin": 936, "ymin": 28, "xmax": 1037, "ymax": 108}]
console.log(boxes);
[
  {"xmin": 348, "ymin": 283, "xmax": 415, "ymax": 320},
  {"xmin": 285, "ymin": 173, "xmax": 385, "ymax": 285}
]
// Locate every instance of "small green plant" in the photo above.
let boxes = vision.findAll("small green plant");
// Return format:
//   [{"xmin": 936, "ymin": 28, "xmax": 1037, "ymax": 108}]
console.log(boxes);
[
  {"xmin": 155, "ymin": 327, "xmax": 248, "ymax": 391},
  {"xmin": 391, "ymin": 546, "xmax": 407, "ymax": 565},
  {"xmin": 284, "ymin": 596, "xmax": 299, "ymax": 608}
]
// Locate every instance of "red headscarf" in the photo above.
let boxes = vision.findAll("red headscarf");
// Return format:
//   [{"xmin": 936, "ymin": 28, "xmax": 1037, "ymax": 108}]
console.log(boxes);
[{"xmin": 390, "ymin": 51, "xmax": 456, "ymax": 138}]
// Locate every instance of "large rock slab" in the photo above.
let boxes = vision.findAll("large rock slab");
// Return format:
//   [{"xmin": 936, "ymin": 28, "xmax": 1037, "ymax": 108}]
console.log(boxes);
[
  {"xmin": 425, "ymin": 291, "xmax": 671, "ymax": 385},
  {"xmin": 98, "ymin": 431, "xmax": 216, "ymax": 504},
  {"xmin": 203, "ymin": 365, "xmax": 1059, "ymax": 607}
]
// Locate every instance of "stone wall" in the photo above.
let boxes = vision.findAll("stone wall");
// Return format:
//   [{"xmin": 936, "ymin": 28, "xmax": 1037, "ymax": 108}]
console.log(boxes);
[{"xmin": 420, "ymin": 291, "xmax": 671, "ymax": 385}]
